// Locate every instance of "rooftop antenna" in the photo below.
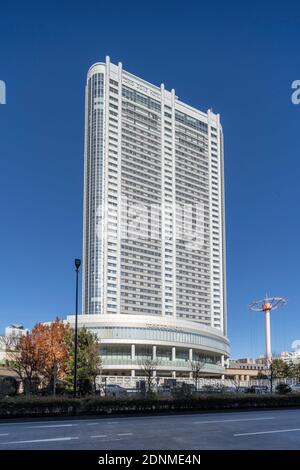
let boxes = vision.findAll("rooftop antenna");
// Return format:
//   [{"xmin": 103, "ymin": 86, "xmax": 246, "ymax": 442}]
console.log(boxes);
[{"xmin": 249, "ymin": 295, "xmax": 287, "ymax": 366}]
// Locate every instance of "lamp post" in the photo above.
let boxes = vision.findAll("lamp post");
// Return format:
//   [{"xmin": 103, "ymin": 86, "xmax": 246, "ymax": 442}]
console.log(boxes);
[{"xmin": 73, "ymin": 258, "xmax": 81, "ymax": 398}]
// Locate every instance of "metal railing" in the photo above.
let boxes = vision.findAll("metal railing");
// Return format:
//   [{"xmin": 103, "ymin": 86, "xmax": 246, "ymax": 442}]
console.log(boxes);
[{"xmin": 97, "ymin": 375, "xmax": 272, "ymax": 389}]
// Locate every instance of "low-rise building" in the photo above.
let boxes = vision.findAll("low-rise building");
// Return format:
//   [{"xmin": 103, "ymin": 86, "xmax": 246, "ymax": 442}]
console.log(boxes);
[
  {"xmin": 279, "ymin": 349, "xmax": 300, "ymax": 365},
  {"xmin": 0, "ymin": 324, "xmax": 28, "ymax": 363},
  {"xmin": 225, "ymin": 358, "xmax": 267, "ymax": 381}
]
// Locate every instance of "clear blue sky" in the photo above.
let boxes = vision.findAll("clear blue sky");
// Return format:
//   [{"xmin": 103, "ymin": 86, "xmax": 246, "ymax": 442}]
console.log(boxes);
[{"xmin": 0, "ymin": 1, "xmax": 299, "ymax": 358}]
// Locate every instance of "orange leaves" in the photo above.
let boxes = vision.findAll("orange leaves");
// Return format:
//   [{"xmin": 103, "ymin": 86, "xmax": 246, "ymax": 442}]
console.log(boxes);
[
  {"xmin": 33, "ymin": 320, "xmax": 71, "ymax": 381},
  {"xmin": 6, "ymin": 320, "xmax": 71, "ymax": 394},
  {"xmin": 15, "ymin": 320, "xmax": 70, "ymax": 382}
]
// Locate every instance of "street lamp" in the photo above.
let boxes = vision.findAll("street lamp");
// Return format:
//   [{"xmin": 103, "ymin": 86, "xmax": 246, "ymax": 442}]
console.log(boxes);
[{"xmin": 73, "ymin": 258, "xmax": 81, "ymax": 398}]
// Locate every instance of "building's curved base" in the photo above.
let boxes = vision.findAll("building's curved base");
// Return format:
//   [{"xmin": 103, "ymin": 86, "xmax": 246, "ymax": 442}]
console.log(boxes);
[{"xmin": 67, "ymin": 314, "xmax": 230, "ymax": 378}]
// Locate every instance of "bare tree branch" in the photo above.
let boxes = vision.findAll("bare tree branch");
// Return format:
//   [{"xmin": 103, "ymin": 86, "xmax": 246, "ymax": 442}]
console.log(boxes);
[{"xmin": 190, "ymin": 359, "xmax": 204, "ymax": 390}]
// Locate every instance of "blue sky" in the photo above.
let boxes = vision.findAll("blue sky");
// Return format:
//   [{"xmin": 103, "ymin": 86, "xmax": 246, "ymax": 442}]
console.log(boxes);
[{"xmin": 0, "ymin": 1, "xmax": 299, "ymax": 358}]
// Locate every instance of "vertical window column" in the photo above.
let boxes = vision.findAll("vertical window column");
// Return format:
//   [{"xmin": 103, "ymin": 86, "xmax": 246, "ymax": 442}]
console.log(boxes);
[{"xmin": 171, "ymin": 89, "xmax": 177, "ymax": 318}]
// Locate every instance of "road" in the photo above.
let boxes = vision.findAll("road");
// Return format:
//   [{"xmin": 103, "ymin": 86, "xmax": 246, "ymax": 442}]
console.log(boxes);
[{"xmin": 0, "ymin": 409, "xmax": 300, "ymax": 449}]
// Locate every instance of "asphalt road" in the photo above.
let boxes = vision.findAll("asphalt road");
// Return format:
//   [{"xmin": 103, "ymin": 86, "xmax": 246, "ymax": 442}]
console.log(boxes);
[{"xmin": 0, "ymin": 409, "xmax": 300, "ymax": 450}]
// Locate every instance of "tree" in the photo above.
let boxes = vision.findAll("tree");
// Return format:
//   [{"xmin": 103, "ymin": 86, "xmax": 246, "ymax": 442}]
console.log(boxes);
[
  {"xmin": 140, "ymin": 357, "xmax": 158, "ymax": 395},
  {"xmin": 35, "ymin": 320, "xmax": 71, "ymax": 396},
  {"xmin": 190, "ymin": 359, "xmax": 204, "ymax": 390},
  {"xmin": 289, "ymin": 363, "xmax": 300, "ymax": 382},
  {"xmin": 5, "ymin": 327, "xmax": 46, "ymax": 395},
  {"xmin": 257, "ymin": 371, "xmax": 268, "ymax": 380},
  {"xmin": 67, "ymin": 327, "xmax": 102, "ymax": 396},
  {"xmin": 270, "ymin": 359, "xmax": 290, "ymax": 379},
  {"xmin": 268, "ymin": 359, "xmax": 290, "ymax": 393}
]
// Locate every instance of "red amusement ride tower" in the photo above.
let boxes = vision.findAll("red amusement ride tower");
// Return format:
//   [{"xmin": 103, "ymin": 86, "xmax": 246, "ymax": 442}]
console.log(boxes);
[{"xmin": 249, "ymin": 295, "xmax": 287, "ymax": 365}]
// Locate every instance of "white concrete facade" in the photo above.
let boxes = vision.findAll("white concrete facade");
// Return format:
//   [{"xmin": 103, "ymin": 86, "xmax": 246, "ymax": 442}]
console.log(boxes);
[
  {"xmin": 0, "ymin": 325, "xmax": 28, "ymax": 363},
  {"xmin": 67, "ymin": 313, "xmax": 229, "ymax": 377},
  {"xmin": 79, "ymin": 57, "xmax": 229, "ymax": 377}
]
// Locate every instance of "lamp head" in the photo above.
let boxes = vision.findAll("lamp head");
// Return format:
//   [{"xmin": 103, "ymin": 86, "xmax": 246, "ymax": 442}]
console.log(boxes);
[{"xmin": 74, "ymin": 258, "xmax": 81, "ymax": 270}]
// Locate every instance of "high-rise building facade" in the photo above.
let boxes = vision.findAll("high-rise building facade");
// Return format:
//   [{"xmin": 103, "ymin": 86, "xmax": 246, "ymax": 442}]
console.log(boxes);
[{"xmin": 69, "ymin": 57, "xmax": 229, "ymax": 378}]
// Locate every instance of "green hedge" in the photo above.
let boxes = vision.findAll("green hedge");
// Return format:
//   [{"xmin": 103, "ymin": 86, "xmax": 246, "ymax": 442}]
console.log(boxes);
[{"xmin": 0, "ymin": 394, "xmax": 300, "ymax": 419}]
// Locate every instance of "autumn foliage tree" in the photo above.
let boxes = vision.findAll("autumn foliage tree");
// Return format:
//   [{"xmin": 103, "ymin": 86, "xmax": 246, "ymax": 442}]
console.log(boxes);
[
  {"xmin": 5, "ymin": 326, "xmax": 46, "ymax": 395},
  {"xmin": 35, "ymin": 319, "xmax": 71, "ymax": 396}
]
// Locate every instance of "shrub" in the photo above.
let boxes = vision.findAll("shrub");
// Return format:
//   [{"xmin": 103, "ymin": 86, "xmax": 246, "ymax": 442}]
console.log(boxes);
[{"xmin": 0, "ymin": 393, "xmax": 300, "ymax": 419}]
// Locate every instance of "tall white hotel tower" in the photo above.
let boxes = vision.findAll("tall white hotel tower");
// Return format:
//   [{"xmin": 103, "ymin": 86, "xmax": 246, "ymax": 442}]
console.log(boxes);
[{"xmin": 68, "ymin": 57, "xmax": 229, "ymax": 380}]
